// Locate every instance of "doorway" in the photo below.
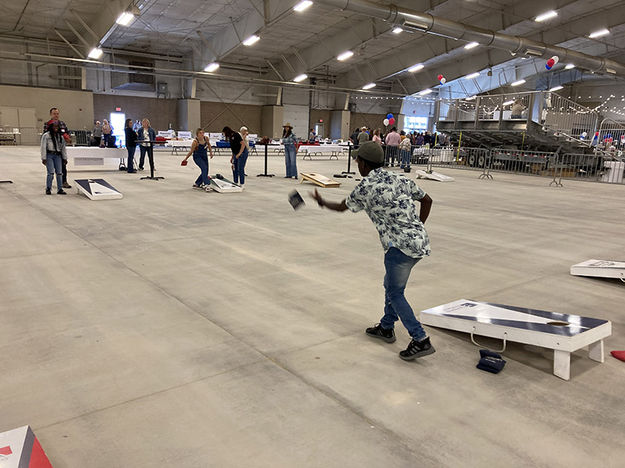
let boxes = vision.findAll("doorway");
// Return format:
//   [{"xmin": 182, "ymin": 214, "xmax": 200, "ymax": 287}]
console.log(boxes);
[{"xmin": 110, "ymin": 112, "xmax": 126, "ymax": 147}]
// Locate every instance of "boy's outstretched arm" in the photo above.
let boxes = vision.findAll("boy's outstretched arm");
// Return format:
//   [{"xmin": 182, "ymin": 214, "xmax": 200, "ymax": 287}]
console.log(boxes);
[{"xmin": 311, "ymin": 188, "xmax": 348, "ymax": 212}]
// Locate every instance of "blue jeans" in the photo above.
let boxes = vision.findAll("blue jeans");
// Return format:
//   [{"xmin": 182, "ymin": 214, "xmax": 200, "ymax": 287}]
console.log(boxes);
[
  {"xmin": 193, "ymin": 153, "xmax": 210, "ymax": 186},
  {"xmin": 284, "ymin": 144, "xmax": 297, "ymax": 178},
  {"xmin": 400, "ymin": 149, "xmax": 411, "ymax": 168},
  {"xmin": 233, "ymin": 148, "xmax": 248, "ymax": 184},
  {"xmin": 45, "ymin": 153, "xmax": 63, "ymax": 191},
  {"xmin": 379, "ymin": 247, "xmax": 427, "ymax": 341},
  {"xmin": 126, "ymin": 145, "xmax": 136, "ymax": 171}
]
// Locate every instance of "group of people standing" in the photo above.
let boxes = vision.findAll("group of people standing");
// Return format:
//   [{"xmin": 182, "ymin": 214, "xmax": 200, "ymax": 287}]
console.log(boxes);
[{"xmin": 123, "ymin": 118, "xmax": 156, "ymax": 173}]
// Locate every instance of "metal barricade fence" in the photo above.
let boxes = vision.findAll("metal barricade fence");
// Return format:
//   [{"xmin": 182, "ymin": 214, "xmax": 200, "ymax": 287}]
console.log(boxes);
[{"xmin": 549, "ymin": 153, "xmax": 625, "ymax": 186}]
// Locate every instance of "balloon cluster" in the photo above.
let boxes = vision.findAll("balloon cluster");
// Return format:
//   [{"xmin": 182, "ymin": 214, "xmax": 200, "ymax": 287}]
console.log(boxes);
[
  {"xmin": 383, "ymin": 113, "xmax": 395, "ymax": 126},
  {"xmin": 545, "ymin": 56, "xmax": 559, "ymax": 71},
  {"xmin": 437, "ymin": 74, "xmax": 446, "ymax": 85}
]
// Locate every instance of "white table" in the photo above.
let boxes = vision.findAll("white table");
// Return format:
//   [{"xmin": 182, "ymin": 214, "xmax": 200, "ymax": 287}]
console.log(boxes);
[
  {"xmin": 165, "ymin": 139, "xmax": 195, "ymax": 154},
  {"xmin": 299, "ymin": 144, "xmax": 345, "ymax": 160},
  {"xmin": 420, "ymin": 299, "xmax": 611, "ymax": 380},
  {"xmin": 66, "ymin": 147, "xmax": 127, "ymax": 171}
]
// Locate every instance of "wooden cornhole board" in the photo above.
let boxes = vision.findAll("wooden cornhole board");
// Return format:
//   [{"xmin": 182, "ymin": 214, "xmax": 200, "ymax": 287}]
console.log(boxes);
[
  {"xmin": 75, "ymin": 179, "xmax": 123, "ymax": 200},
  {"xmin": 420, "ymin": 299, "xmax": 611, "ymax": 381},
  {"xmin": 300, "ymin": 172, "xmax": 341, "ymax": 188},
  {"xmin": 415, "ymin": 169, "xmax": 455, "ymax": 182},
  {"xmin": 570, "ymin": 259, "xmax": 625, "ymax": 281},
  {"xmin": 210, "ymin": 176, "xmax": 242, "ymax": 193},
  {"xmin": 0, "ymin": 425, "xmax": 53, "ymax": 467}
]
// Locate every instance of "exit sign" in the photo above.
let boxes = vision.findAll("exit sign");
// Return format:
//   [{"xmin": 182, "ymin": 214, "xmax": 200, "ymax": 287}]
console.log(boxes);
[{"xmin": 115, "ymin": 107, "xmax": 121, "ymax": 112}]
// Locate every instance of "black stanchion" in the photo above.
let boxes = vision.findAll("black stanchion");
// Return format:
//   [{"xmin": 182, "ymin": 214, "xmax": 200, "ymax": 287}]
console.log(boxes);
[
  {"xmin": 335, "ymin": 143, "xmax": 356, "ymax": 178},
  {"xmin": 139, "ymin": 142, "xmax": 164, "ymax": 180},
  {"xmin": 257, "ymin": 144, "xmax": 274, "ymax": 177},
  {"xmin": 0, "ymin": 180, "xmax": 12, "ymax": 184}
]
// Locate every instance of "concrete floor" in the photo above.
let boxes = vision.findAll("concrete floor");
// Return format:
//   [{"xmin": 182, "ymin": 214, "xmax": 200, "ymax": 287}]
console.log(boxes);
[{"xmin": 0, "ymin": 146, "xmax": 624, "ymax": 468}]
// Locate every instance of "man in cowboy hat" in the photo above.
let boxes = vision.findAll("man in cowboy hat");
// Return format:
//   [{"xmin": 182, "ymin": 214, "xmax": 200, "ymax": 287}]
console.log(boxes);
[
  {"xmin": 311, "ymin": 141, "xmax": 435, "ymax": 361},
  {"xmin": 281, "ymin": 122, "xmax": 298, "ymax": 179}
]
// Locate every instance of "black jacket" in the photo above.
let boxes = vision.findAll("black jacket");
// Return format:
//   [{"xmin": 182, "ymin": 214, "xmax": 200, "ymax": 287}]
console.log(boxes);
[{"xmin": 125, "ymin": 127, "xmax": 138, "ymax": 146}]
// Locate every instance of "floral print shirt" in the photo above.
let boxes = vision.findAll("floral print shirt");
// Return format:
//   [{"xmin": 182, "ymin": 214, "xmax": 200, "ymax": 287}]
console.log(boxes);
[{"xmin": 346, "ymin": 168, "xmax": 430, "ymax": 258}]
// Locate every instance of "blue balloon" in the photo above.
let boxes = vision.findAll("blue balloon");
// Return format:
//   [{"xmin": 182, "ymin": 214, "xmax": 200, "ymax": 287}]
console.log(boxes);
[{"xmin": 387, "ymin": 113, "xmax": 393, "ymax": 119}]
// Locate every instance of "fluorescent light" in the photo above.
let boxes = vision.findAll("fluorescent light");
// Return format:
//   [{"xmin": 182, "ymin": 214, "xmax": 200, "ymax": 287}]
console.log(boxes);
[
  {"xmin": 464, "ymin": 42, "xmax": 479, "ymax": 50},
  {"xmin": 88, "ymin": 47, "xmax": 103, "ymax": 59},
  {"xmin": 362, "ymin": 83, "xmax": 376, "ymax": 90},
  {"xmin": 392, "ymin": 27, "xmax": 403, "ymax": 34},
  {"xmin": 337, "ymin": 50, "xmax": 354, "ymax": 61},
  {"xmin": 204, "ymin": 62, "xmax": 219, "ymax": 72},
  {"xmin": 242, "ymin": 35, "xmax": 260, "ymax": 46},
  {"xmin": 418, "ymin": 89, "xmax": 432, "ymax": 96},
  {"xmin": 408, "ymin": 63, "xmax": 424, "ymax": 73},
  {"xmin": 550, "ymin": 85, "xmax": 564, "ymax": 92},
  {"xmin": 293, "ymin": 73, "xmax": 308, "ymax": 82},
  {"xmin": 293, "ymin": 0, "xmax": 313, "ymax": 12},
  {"xmin": 565, "ymin": 63, "xmax": 575, "ymax": 70},
  {"xmin": 465, "ymin": 72, "xmax": 480, "ymax": 79},
  {"xmin": 589, "ymin": 28, "xmax": 610, "ymax": 39},
  {"xmin": 465, "ymin": 96, "xmax": 476, "ymax": 101},
  {"xmin": 535, "ymin": 10, "xmax": 557, "ymax": 22},
  {"xmin": 503, "ymin": 100, "xmax": 515, "ymax": 106},
  {"xmin": 115, "ymin": 11, "xmax": 135, "ymax": 26},
  {"xmin": 511, "ymin": 79, "xmax": 526, "ymax": 87}
]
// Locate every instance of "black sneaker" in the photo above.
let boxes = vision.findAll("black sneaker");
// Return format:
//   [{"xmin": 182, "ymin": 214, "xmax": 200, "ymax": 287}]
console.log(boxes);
[
  {"xmin": 45, "ymin": 188, "xmax": 51, "ymax": 195},
  {"xmin": 63, "ymin": 182, "xmax": 72, "ymax": 189},
  {"xmin": 57, "ymin": 189, "xmax": 67, "ymax": 195},
  {"xmin": 365, "ymin": 324, "xmax": 396, "ymax": 343},
  {"xmin": 399, "ymin": 337, "xmax": 435, "ymax": 361}
]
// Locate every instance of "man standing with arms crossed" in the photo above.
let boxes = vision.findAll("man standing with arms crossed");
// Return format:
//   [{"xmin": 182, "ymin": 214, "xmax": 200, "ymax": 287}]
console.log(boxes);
[
  {"xmin": 311, "ymin": 141, "xmax": 435, "ymax": 360},
  {"xmin": 44, "ymin": 107, "xmax": 71, "ymax": 189}
]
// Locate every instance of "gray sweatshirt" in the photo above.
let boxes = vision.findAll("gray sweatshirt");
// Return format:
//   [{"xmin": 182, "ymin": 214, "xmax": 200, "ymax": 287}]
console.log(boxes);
[{"xmin": 40, "ymin": 132, "xmax": 68, "ymax": 160}]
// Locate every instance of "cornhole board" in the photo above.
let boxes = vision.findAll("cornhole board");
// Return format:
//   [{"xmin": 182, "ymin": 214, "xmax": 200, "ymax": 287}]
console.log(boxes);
[
  {"xmin": 420, "ymin": 299, "xmax": 611, "ymax": 380},
  {"xmin": 210, "ymin": 176, "xmax": 242, "ymax": 193},
  {"xmin": 75, "ymin": 179, "xmax": 123, "ymax": 200},
  {"xmin": 0, "ymin": 425, "xmax": 53, "ymax": 467},
  {"xmin": 570, "ymin": 259, "xmax": 625, "ymax": 281},
  {"xmin": 415, "ymin": 169, "xmax": 455, "ymax": 182},
  {"xmin": 299, "ymin": 173, "xmax": 341, "ymax": 188}
]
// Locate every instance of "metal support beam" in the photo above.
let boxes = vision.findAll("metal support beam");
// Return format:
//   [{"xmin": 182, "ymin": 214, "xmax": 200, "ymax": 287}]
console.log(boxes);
[{"xmin": 54, "ymin": 29, "xmax": 85, "ymax": 58}]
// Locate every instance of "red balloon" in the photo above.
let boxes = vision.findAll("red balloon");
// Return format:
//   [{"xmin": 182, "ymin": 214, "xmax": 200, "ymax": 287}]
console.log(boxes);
[
  {"xmin": 437, "ymin": 74, "xmax": 444, "ymax": 81},
  {"xmin": 389, "ymin": 118, "xmax": 396, "ymax": 125},
  {"xmin": 547, "ymin": 58, "xmax": 555, "ymax": 67}
]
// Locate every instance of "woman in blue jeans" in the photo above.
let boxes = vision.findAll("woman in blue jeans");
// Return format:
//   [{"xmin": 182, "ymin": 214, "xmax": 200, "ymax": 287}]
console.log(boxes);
[
  {"xmin": 281, "ymin": 123, "xmax": 298, "ymax": 179},
  {"xmin": 182, "ymin": 128, "xmax": 214, "ymax": 192},
  {"xmin": 223, "ymin": 126, "xmax": 246, "ymax": 188},
  {"xmin": 40, "ymin": 121, "xmax": 68, "ymax": 195}
]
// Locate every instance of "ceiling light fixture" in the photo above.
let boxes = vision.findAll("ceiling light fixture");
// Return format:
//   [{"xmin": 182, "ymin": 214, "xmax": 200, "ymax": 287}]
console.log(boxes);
[
  {"xmin": 511, "ymin": 79, "xmax": 526, "ymax": 86},
  {"xmin": 589, "ymin": 28, "xmax": 610, "ymax": 39},
  {"xmin": 362, "ymin": 83, "xmax": 376, "ymax": 90},
  {"xmin": 408, "ymin": 63, "xmax": 424, "ymax": 72},
  {"xmin": 337, "ymin": 50, "xmax": 354, "ymax": 61},
  {"xmin": 418, "ymin": 89, "xmax": 432, "ymax": 96},
  {"xmin": 293, "ymin": 0, "xmax": 313, "ymax": 12},
  {"xmin": 116, "ymin": 11, "xmax": 135, "ymax": 26},
  {"xmin": 465, "ymin": 96, "xmax": 476, "ymax": 101},
  {"xmin": 465, "ymin": 72, "xmax": 480, "ymax": 79},
  {"xmin": 464, "ymin": 42, "xmax": 479, "ymax": 50},
  {"xmin": 293, "ymin": 73, "xmax": 308, "ymax": 82},
  {"xmin": 535, "ymin": 10, "xmax": 557, "ymax": 22},
  {"xmin": 549, "ymin": 85, "xmax": 564, "ymax": 92},
  {"xmin": 88, "ymin": 47, "xmax": 103, "ymax": 59},
  {"xmin": 204, "ymin": 62, "xmax": 219, "ymax": 72},
  {"xmin": 392, "ymin": 27, "xmax": 403, "ymax": 34},
  {"xmin": 242, "ymin": 35, "xmax": 260, "ymax": 46},
  {"xmin": 565, "ymin": 63, "xmax": 575, "ymax": 70}
]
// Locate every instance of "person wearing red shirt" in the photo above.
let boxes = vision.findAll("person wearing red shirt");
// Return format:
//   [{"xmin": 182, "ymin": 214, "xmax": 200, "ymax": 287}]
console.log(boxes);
[{"xmin": 43, "ymin": 107, "xmax": 71, "ymax": 189}]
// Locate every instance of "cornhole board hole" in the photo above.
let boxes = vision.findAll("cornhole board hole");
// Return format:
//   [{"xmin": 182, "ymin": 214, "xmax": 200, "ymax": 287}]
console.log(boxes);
[
  {"xmin": 570, "ymin": 259, "xmax": 625, "ymax": 281},
  {"xmin": 75, "ymin": 179, "xmax": 123, "ymax": 200},
  {"xmin": 210, "ymin": 176, "xmax": 242, "ymax": 193},
  {"xmin": 0, "ymin": 425, "xmax": 53, "ymax": 467},
  {"xmin": 420, "ymin": 299, "xmax": 611, "ymax": 381},
  {"xmin": 299, "ymin": 173, "xmax": 341, "ymax": 188},
  {"xmin": 415, "ymin": 169, "xmax": 455, "ymax": 182}
]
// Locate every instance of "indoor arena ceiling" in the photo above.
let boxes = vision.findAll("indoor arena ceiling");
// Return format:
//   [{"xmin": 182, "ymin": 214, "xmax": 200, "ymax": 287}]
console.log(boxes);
[{"xmin": 1, "ymin": 0, "xmax": 624, "ymax": 95}]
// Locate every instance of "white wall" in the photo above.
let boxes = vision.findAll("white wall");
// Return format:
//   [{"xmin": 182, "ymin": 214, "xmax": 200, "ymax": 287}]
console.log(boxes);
[{"xmin": 282, "ymin": 104, "xmax": 309, "ymax": 139}]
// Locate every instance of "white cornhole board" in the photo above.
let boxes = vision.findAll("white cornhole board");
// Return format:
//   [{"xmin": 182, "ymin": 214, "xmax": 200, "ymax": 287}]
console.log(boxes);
[
  {"xmin": 420, "ymin": 299, "xmax": 611, "ymax": 381},
  {"xmin": 0, "ymin": 425, "xmax": 53, "ymax": 467},
  {"xmin": 415, "ymin": 169, "xmax": 455, "ymax": 182},
  {"xmin": 210, "ymin": 176, "xmax": 242, "ymax": 193},
  {"xmin": 570, "ymin": 259, "xmax": 625, "ymax": 281},
  {"xmin": 75, "ymin": 179, "xmax": 123, "ymax": 200}
]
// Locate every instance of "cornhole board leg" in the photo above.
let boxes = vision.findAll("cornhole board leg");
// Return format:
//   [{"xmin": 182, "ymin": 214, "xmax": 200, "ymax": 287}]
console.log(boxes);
[{"xmin": 420, "ymin": 299, "xmax": 612, "ymax": 381}]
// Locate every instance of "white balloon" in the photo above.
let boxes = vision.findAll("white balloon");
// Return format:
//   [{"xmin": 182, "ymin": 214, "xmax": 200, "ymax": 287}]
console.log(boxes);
[{"xmin": 383, "ymin": 118, "xmax": 390, "ymax": 126}]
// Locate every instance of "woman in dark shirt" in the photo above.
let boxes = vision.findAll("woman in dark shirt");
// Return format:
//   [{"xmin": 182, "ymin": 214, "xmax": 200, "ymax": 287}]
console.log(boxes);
[
  {"xmin": 124, "ymin": 118, "xmax": 138, "ymax": 173},
  {"xmin": 223, "ymin": 126, "xmax": 246, "ymax": 187}
]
